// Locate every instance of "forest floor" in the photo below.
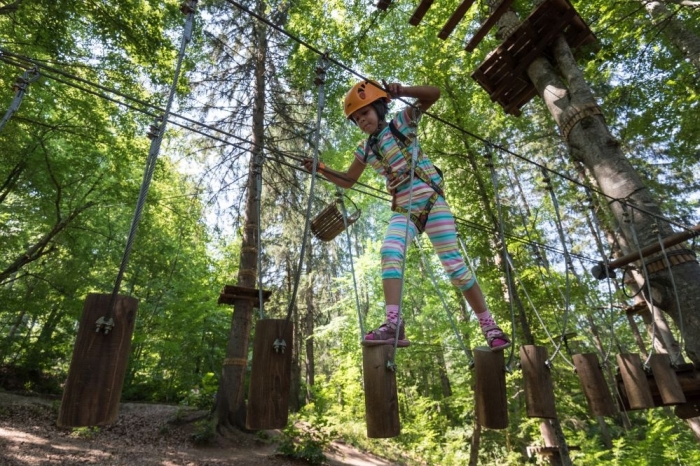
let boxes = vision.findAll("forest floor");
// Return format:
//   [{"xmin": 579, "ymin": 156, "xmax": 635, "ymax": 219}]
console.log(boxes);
[{"xmin": 0, "ymin": 392, "xmax": 396, "ymax": 466}]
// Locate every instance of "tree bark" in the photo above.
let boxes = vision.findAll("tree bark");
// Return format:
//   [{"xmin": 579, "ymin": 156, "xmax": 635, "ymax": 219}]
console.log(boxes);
[
  {"xmin": 640, "ymin": 0, "xmax": 700, "ymax": 74},
  {"xmin": 522, "ymin": 32, "xmax": 700, "ymax": 365},
  {"xmin": 215, "ymin": 6, "xmax": 268, "ymax": 432},
  {"xmin": 304, "ymin": 268, "xmax": 315, "ymax": 404}
]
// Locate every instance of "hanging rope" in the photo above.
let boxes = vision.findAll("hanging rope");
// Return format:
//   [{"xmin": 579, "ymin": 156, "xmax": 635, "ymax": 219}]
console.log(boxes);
[
  {"xmin": 97, "ymin": 1, "xmax": 198, "ymax": 334},
  {"xmin": 416, "ymin": 237, "xmax": 474, "ymax": 366},
  {"xmin": 584, "ymin": 188, "xmax": 617, "ymax": 363},
  {"xmin": 652, "ymin": 221, "xmax": 685, "ymax": 366},
  {"xmin": 623, "ymin": 202, "xmax": 659, "ymax": 363},
  {"xmin": 388, "ymin": 108, "xmax": 421, "ymax": 371},
  {"xmin": 484, "ymin": 142, "xmax": 516, "ymax": 368},
  {"xmin": 278, "ymin": 55, "xmax": 327, "ymax": 350},
  {"xmin": 0, "ymin": 65, "xmax": 40, "ymax": 133},
  {"xmin": 539, "ymin": 166, "xmax": 575, "ymax": 365},
  {"xmin": 337, "ymin": 187, "xmax": 366, "ymax": 341}
]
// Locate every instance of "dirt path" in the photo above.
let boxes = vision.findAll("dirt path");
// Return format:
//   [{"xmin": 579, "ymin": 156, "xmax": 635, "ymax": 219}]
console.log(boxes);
[{"xmin": 0, "ymin": 392, "xmax": 395, "ymax": 466}]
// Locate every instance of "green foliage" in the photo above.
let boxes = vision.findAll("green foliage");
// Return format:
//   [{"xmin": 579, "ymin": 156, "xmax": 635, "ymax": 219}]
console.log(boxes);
[
  {"xmin": 277, "ymin": 410, "xmax": 335, "ymax": 466},
  {"xmin": 190, "ymin": 418, "xmax": 216, "ymax": 446},
  {"xmin": 70, "ymin": 426, "xmax": 100, "ymax": 439},
  {"xmin": 1, "ymin": 1, "xmax": 700, "ymax": 465},
  {"xmin": 180, "ymin": 372, "xmax": 218, "ymax": 409}
]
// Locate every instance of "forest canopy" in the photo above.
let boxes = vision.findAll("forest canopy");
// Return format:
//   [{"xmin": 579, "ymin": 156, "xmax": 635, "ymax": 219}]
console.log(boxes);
[{"xmin": 1, "ymin": 0, "xmax": 699, "ymax": 465}]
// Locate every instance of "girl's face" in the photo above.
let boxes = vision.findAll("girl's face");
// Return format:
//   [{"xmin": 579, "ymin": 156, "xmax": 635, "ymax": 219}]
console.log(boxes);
[{"xmin": 350, "ymin": 104, "xmax": 379, "ymax": 135}]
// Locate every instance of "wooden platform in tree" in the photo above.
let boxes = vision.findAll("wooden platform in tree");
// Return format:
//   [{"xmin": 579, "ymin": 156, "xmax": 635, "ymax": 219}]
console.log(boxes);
[
  {"xmin": 407, "ymin": 0, "xmax": 514, "ymax": 48},
  {"xmin": 218, "ymin": 285, "xmax": 271, "ymax": 307},
  {"xmin": 471, "ymin": 0, "xmax": 598, "ymax": 116}
]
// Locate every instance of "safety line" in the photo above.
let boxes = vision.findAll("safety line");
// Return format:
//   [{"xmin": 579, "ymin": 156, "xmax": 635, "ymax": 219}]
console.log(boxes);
[{"xmin": 220, "ymin": 0, "xmax": 696, "ymax": 235}]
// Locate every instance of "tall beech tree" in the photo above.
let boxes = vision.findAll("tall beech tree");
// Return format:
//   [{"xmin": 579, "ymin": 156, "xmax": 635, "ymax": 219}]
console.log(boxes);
[{"xmin": 487, "ymin": 1, "xmax": 700, "ymax": 365}]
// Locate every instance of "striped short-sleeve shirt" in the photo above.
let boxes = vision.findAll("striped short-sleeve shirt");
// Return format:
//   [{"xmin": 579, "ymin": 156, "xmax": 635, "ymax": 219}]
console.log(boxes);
[{"xmin": 353, "ymin": 107, "xmax": 442, "ymax": 210}]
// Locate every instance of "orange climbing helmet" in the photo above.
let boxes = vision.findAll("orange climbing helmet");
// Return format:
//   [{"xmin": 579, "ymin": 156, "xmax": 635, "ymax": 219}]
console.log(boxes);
[{"xmin": 343, "ymin": 80, "xmax": 391, "ymax": 119}]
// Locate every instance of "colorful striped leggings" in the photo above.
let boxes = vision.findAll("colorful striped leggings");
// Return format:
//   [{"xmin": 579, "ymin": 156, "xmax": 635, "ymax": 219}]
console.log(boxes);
[{"xmin": 380, "ymin": 196, "xmax": 475, "ymax": 291}]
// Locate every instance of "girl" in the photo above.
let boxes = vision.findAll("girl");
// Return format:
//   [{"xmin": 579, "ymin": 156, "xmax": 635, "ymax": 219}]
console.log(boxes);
[{"xmin": 303, "ymin": 80, "xmax": 510, "ymax": 351}]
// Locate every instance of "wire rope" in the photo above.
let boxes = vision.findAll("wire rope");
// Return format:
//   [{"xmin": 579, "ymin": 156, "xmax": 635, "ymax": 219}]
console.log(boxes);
[
  {"xmin": 219, "ymin": 0, "xmax": 697, "ymax": 235},
  {"xmin": 99, "ymin": 0, "xmax": 198, "ymax": 333},
  {"xmin": 279, "ymin": 56, "xmax": 327, "ymax": 347},
  {"xmin": 416, "ymin": 238, "xmax": 475, "ymax": 366},
  {"xmin": 584, "ymin": 188, "xmax": 618, "ymax": 363},
  {"xmin": 623, "ymin": 203, "xmax": 659, "ymax": 362},
  {"xmin": 254, "ymin": 152, "xmax": 266, "ymax": 319},
  {"xmin": 337, "ymin": 188, "xmax": 366, "ymax": 341},
  {"xmin": 388, "ymin": 117, "xmax": 419, "ymax": 369},
  {"xmin": 539, "ymin": 166, "xmax": 575, "ymax": 365},
  {"xmin": 0, "ymin": 48, "xmax": 691, "ymax": 270},
  {"xmin": 484, "ymin": 142, "xmax": 516, "ymax": 368},
  {"xmin": 652, "ymin": 222, "xmax": 686, "ymax": 366},
  {"xmin": 0, "ymin": 65, "xmax": 39, "ymax": 133}
]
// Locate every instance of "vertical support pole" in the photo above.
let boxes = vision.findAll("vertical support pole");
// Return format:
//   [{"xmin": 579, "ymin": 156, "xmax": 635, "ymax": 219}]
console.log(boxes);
[
  {"xmin": 363, "ymin": 345, "xmax": 400, "ymax": 438},
  {"xmin": 649, "ymin": 353, "xmax": 686, "ymax": 406},
  {"xmin": 617, "ymin": 353, "xmax": 654, "ymax": 410},
  {"xmin": 246, "ymin": 319, "xmax": 293, "ymax": 430},
  {"xmin": 572, "ymin": 353, "xmax": 615, "ymax": 417},
  {"xmin": 520, "ymin": 345, "xmax": 557, "ymax": 418},
  {"xmin": 474, "ymin": 346, "xmax": 508, "ymax": 429},
  {"xmin": 57, "ymin": 293, "xmax": 138, "ymax": 427}
]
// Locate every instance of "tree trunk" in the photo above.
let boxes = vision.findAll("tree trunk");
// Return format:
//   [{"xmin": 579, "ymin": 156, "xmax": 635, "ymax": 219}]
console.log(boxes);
[
  {"xmin": 640, "ymin": 0, "xmax": 700, "ymax": 74},
  {"xmin": 469, "ymin": 419, "xmax": 481, "ymax": 466},
  {"xmin": 304, "ymin": 270, "xmax": 315, "ymax": 404},
  {"xmin": 522, "ymin": 30, "xmax": 700, "ymax": 365},
  {"xmin": 215, "ymin": 8, "xmax": 267, "ymax": 432}
]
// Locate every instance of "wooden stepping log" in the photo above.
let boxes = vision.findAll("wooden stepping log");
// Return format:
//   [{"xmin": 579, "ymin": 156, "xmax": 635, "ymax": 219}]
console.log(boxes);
[
  {"xmin": 648, "ymin": 354, "xmax": 686, "ymax": 406},
  {"xmin": 573, "ymin": 353, "xmax": 616, "ymax": 417},
  {"xmin": 57, "ymin": 293, "xmax": 138, "ymax": 427},
  {"xmin": 520, "ymin": 345, "xmax": 557, "ymax": 418},
  {"xmin": 246, "ymin": 319, "xmax": 293, "ymax": 430},
  {"xmin": 616, "ymin": 353, "xmax": 654, "ymax": 410},
  {"xmin": 474, "ymin": 346, "xmax": 508, "ymax": 429},
  {"xmin": 363, "ymin": 345, "xmax": 400, "ymax": 438}
]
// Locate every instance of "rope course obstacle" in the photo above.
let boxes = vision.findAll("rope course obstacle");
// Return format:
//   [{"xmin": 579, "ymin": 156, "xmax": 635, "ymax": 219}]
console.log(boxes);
[
  {"xmin": 56, "ymin": 0, "xmax": 198, "ymax": 428},
  {"xmin": 381, "ymin": 0, "xmax": 598, "ymax": 115},
  {"xmin": 0, "ymin": 0, "xmax": 695, "ymax": 446}
]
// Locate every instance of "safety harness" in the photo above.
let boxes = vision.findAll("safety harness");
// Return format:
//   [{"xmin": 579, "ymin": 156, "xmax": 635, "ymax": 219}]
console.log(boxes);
[{"xmin": 364, "ymin": 120, "xmax": 444, "ymax": 233}]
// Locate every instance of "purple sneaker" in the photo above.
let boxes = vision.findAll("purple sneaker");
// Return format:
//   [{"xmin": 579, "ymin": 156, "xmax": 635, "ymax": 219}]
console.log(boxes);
[
  {"xmin": 483, "ymin": 325, "xmax": 511, "ymax": 352},
  {"xmin": 362, "ymin": 321, "xmax": 410, "ymax": 347}
]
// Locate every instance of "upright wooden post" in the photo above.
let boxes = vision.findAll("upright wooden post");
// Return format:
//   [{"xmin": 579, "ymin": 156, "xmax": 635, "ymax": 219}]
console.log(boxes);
[
  {"xmin": 246, "ymin": 319, "xmax": 293, "ymax": 430},
  {"xmin": 362, "ymin": 345, "xmax": 400, "ymax": 438},
  {"xmin": 648, "ymin": 354, "xmax": 686, "ymax": 406},
  {"xmin": 57, "ymin": 293, "xmax": 138, "ymax": 427},
  {"xmin": 573, "ymin": 353, "xmax": 615, "ymax": 417},
  {"xmin": 617, "ymin": 353, "xmax": 654, "ymax": 410},
  {"xmin": 474, "ymin": 346, "xmax": 508, "ymax": 429},
  {"xmin": 520, "ymin": 345, "xmax": 557, "ymax": 418}
]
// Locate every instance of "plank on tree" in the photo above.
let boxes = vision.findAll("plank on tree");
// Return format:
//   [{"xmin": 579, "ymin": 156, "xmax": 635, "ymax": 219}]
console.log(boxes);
[
  {"xmin": 465, "ymin": 0, "xmax": 515, "ymax": 52},
  {"xmin": 438, "ymin": 0, "xmax": 477, "ymax": 39},
  {"xmin": 409, "ymin": 0, "xmax": 435, "ymax": 26},
  {"xmin": 218, "ymin": 285, "xmax": 272, "ymax": 306},
  {"xmin": 491, "ymin": 7, "xmax": 577, "ymax": 103}
]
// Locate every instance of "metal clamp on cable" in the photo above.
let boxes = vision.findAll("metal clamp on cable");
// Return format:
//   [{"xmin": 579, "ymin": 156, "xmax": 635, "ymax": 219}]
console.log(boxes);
[
  {"xmin": 386, "ymin": 171, "xmax": 410, "ymax": 192},
  {"xmin": 273, "ymin": 338, "xmax": 286, "ymax": 354},
  {"xmin": 95, "ymin": 316, "xmax": 115, "ymax": 334},
  {"xmin": 147, "ymin": 116, "xmax": 163, "ymax": 140}
]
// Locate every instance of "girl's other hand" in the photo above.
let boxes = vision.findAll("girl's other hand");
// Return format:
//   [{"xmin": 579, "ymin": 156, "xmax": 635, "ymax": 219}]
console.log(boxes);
[{"xmin": 382, "ymin": 80, "xmax": 403, "ymax": 98}]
